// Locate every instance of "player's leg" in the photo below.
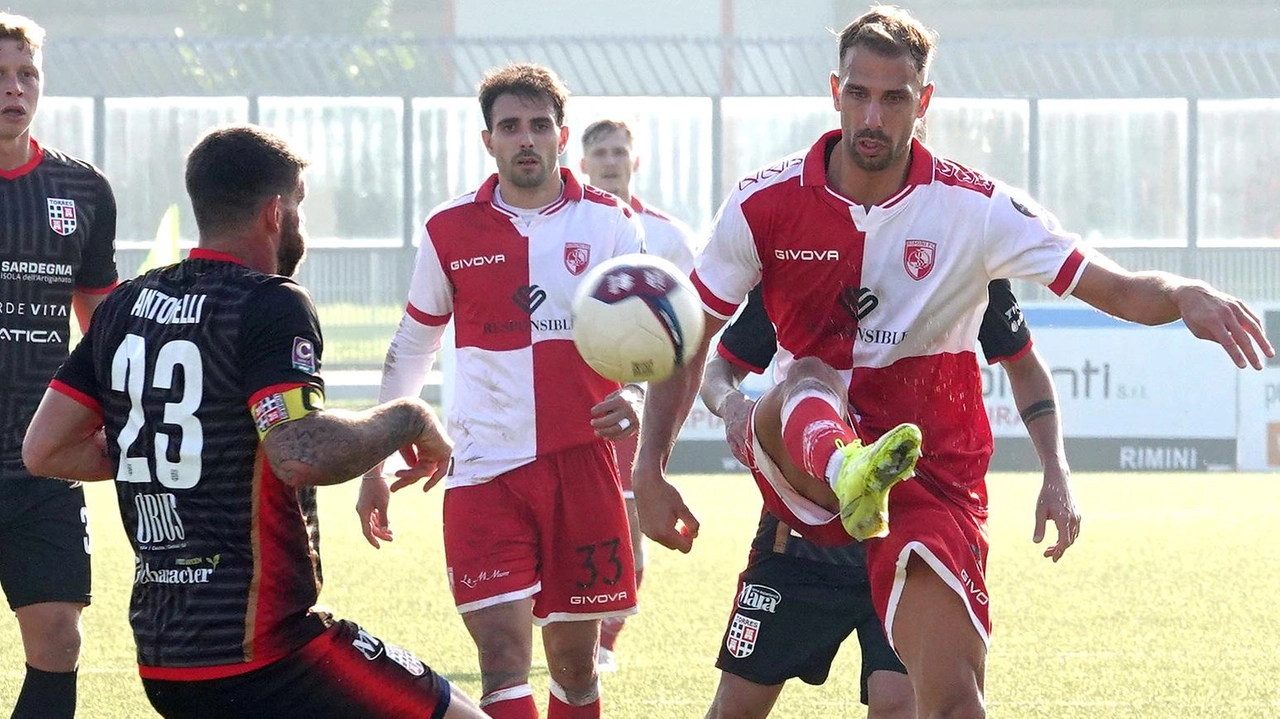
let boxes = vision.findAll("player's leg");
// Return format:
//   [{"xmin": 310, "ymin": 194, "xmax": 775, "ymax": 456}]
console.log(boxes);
[
  {"xmin": 865, "ymin": 670, "xmax": 914, "ymax": 719},
  {"xmin": 460, "ymin": 600, "xmax": 537, "ymax": 718},
  {"xmin": 443, "ymin": 479, "xmax": 542, "ymax": 719},
  {"xmin": 891, "ymin": 556, "xmax": 986, "ymax": 719},
  {"xmin": 1, "ymin": 476, "xmax": 90, "ymax": 719},
  {"xmin": 853, "ymin": 581, "xmax": 913, "ymax": 719},
  {"xmin": 533, "ymin": 442, "xmax": 637, "ymax": 719},
  {"xmin": 752, "ymin": 357, "xmax": 921, "ymax": 540},
  {"xmin": 864, "ymin": 481, "xmax": 990, "ymax": 719},
  {"xmin": 704, "ymin": 672, "xmax": 784, "ymax": 719},
  {"xmin": 542, "ymin": 619, "xmax": 604, "ymax": 717},
  {"xmin": 598, "ymin": 434, "xmax": 645, "ymax": 671}
]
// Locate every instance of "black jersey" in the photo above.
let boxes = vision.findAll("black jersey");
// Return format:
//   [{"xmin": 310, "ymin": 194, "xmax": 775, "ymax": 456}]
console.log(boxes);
[
  {"xmin": 52, "ymin": 249, "xmax": 330, "ymax": 675},
  {"xmin": 0, "ymin": 140, "xmax": 117, "ymax": 465},
  {"xmin": 722, "ymin": 280, "xmax": 1031, "ymax": 568}
]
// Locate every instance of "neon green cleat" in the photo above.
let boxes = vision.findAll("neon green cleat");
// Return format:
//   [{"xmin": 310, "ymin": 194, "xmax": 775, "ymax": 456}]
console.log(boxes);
[{"xmin": 832, "ymin": 423, "xmax": 923, "ymax": 540}]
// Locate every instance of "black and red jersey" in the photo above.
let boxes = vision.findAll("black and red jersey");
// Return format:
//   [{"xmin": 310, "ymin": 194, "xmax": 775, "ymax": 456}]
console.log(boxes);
[
  {"xmin": 52, "ymin": 249, "xmax": 330, "ymax": 678},
  {"xmin": 721, "ymin": 280, "xmax": 1032, "ymax": 569},
  {"xmin": 0, "ymin": 139, "xmax": 117, "ymax": 465}
]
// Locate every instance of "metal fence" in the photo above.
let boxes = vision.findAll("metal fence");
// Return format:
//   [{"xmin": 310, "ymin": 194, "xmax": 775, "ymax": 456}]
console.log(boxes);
[{"xmin": 34, "ymin": 36, "xmax": 1280, "ymax": 367}]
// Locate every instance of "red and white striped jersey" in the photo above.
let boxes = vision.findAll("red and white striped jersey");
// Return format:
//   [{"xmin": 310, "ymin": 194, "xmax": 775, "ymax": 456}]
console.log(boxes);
[
  {"xmin": 380, "ymin": 168, "xmax": 644, "ymax": 486},
  {"xmin": 693, "ymin": 130, "xmax": 1091, "ymax": 511},
  {"xmin": 629, "ymin": 196, "xmax": 700, "ymax": 275}
]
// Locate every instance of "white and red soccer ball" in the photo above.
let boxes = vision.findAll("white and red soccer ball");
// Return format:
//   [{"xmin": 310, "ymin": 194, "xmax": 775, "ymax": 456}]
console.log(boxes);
[{"xmin": 571, "ymin": 254, "xmax": 705, "ymax": 383}]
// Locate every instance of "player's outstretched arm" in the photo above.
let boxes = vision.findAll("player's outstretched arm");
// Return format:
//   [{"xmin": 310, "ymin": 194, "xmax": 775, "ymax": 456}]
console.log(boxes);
[
  {"xmin": 1073, "ymin": 259, "xmax": 1275, "ymax": 369},
  {"xmin": 1002, "ymin": 347, "xmax": 1080, "ymax": 562},
  {"xmin": 700, "ymin": 351, "xmax": 754, "ymax": 467},
  {"xmin": 23, "ymin": 388, "xmax": 114, "ymax": 482},
  {"xmin": 264, "ymin": 397, "xmax": 451, "ymax": 490},
  {"xmin": 633, "ymin": 311, "xmax": 726, "ymax": 553}
]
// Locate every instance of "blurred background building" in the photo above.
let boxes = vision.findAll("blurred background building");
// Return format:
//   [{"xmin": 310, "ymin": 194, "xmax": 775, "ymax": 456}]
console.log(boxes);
[{"xmin": 6, "ymin": 0, "xmax": 1279, "ymax": 470}]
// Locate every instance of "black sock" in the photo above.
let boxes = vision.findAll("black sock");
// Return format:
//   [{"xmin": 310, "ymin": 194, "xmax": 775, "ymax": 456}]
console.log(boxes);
[{"xmin": 11, "ymin": 664, "xmax": 77, "ymax": 719}]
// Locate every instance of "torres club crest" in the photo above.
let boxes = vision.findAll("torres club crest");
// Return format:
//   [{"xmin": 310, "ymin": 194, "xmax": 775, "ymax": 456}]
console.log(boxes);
[
  {"xmin": 48, "ymin": 198, "xmax": 78, "ymax": 236},
  {"xmin": 564, "ymin": 242, "xmax": 591, "ymax": 276},
  {"xmin": 903, "ymin": 239, "xmax": 936, "ymax": 281}
]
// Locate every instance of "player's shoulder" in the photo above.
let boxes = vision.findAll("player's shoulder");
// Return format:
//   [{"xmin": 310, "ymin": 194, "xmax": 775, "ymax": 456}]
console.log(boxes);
[
  {"xmin": 730, "ymin": 147, "xmax": 807, "ymax": 202},
  {"xmin": 37, "ymin": 144, "xmax": 111, "ymax": 187},
  {"xmin": 580, "ymin": 184, "xmax": 635, "ymax": 218},
  {"xmin": 927, "ymin": 150, "xmax": 997, "ymax": 198}
]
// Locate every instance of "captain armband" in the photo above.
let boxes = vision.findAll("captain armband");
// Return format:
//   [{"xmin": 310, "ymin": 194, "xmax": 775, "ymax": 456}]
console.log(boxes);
[
  {"xmin": 251, "ymin": 385, "xmax": 326, "ymax": 439},
  {"xmin": 1019, "ymin": 399, "xmax": 1056, "ymax": 425}
]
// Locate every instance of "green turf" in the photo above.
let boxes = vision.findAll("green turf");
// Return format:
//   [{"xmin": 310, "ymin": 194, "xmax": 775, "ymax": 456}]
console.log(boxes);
[{"xmin": 2, "ymin": 472, "xmax": 1279, "ymax": 717}]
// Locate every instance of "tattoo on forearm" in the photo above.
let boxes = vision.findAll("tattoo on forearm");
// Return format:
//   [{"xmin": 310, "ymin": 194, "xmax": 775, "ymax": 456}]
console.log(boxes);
[
  {"xmin": 268, "ymin": 402, "xmax": 426, "ymax": 486},
  {"xmin": 1019, "ymin": 399, "xmax": 1057, "ymax": 425}
]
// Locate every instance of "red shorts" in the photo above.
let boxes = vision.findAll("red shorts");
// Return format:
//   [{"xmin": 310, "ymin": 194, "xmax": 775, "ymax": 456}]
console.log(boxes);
[
  {"xmin": 744, "ymin": 409, "xmax": 991, "ymax": 647},
  {"xmin": 443, "ymin": 441, "xmax": 638, "ymax": 625},
  {"xmin": 612, "ymin": 433, "xmax": 638, "ymax": 498},
  {"xmin": 865, "ymin": 479, "xmax": 991, "ymax": 648}
]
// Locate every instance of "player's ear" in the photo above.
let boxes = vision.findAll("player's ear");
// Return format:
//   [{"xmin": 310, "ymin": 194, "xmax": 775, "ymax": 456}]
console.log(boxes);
[
  {"xmin": 263, "ymin": 194, "xmax": 283, "ymax": 234},
  {"xmin": 557, "ymin": 125, "xmax": 570, "ymax": 155},
  {"xmin": 579, "ymin": 156, "xmax": 588, "ymax": 174},
  {"xmin": 829, "ymin": 71, "xmax": 841, "ymax": 111},
  {"xmin": 481, "ymin": 129, "xmax": 495, "ymax": 158},
  {"xmin": 918, "ymin": 83, "xmax": 934, "ymax": 119},
  {"xmin": 632, "ymin": 154, "xmax": 641, "ymax": 172}
]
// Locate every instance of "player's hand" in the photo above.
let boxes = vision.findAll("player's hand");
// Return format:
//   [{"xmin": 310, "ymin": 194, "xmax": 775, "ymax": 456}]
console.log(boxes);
[
  {"xmin": 633, "ymin": 464, "xmax": 699, "ymax": 553},
  {"xmin": 590, "ymin": 384, "xmax": 643, "ymax": 440},
  {"xmin": 356, "ymin": 475, "xmax": 393, "ymax": 549},
  {"xmin": 720, "ymin": 392, "xmax": 755, "ymax": 468},
  {"xmin": 1033, "ymin": 464, "xmax": 1080, "ymax": 562},
  {"xmin": 1174, "ymin": 283, "xmax": 1275, "ymax": 370},
  {"xmin": 390, "ymin": 406, "xmax": 453, "ymax": 493}
]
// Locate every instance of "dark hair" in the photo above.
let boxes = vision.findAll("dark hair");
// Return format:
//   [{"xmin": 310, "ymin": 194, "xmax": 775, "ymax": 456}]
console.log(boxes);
[
  {"xmin": 478, "ymin": 63, "xmax": 569, "ymax": 131},
  {"xmin": 0, "ymin": 12, "xmax": 46, "ymax": 50},
  {"xmin": 185, "ymin": 125, "xmax": 308, "ymax": 237},
  {"xmin": 836, "ymin": 5, "xmax": 937, "ymax": 80},
  {"xmin": 581, "ymin": 119, "xmax": 633, "ymax": 151}
]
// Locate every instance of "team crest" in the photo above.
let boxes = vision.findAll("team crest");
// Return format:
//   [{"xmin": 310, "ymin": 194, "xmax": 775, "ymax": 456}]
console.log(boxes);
[
  {"xmin": 903, "ymin": 239, "xmax": 936, "ymax": 281},
  {"xmin": 725, "ymin": 613, "xmax": 761, "ymax": 658},
  {"xmin": 564, "ymin": 242, "xmax": 591, "ymax": 276},
  {"xmin": 48, "ymin": 198, "xmax": 78, "ymax": 236}
]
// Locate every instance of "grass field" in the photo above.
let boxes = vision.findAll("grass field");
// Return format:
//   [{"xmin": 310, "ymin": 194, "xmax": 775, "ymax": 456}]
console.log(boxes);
[{"xmin": 3, "ymin": 472, "xmax": 1280, "ymax": 718}]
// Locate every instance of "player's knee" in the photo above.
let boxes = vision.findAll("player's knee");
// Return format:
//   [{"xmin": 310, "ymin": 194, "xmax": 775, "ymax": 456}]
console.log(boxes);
[
  {"xmin": 19, "ymin": 607, "xmax": 83, "ymax": 671},
  {"xmin": 547, "ymin": 656, "xmax": 597, "ymax": 693},
  {"xmin": 785, "ymin": 357, "xmax": 842, "ymax": 391},
  {"xmin": 924, "ymin": 695, "xmax": 985, "ymax": 719}
]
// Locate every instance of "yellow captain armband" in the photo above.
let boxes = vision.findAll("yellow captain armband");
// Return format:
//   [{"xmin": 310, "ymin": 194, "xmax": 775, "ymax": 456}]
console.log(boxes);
[{"xmin": 250, "ymin": 384, "xmax": 326, "ymax": 439}]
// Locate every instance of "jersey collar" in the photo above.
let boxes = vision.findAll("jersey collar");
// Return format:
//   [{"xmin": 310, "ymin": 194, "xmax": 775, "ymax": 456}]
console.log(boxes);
[
  {"xmin": 475, "ymin": 167, "xmax": 584, "ymax": 217},
  {"xmin": 0, "ymin": 138, "xmax": 44, "ymax": 180},
  {"xmin": 189, "ymin": 248, "xmax": 249, "ymax": 267},
  {"xmin": 800, "ymin": 130, "xmax": 936, "ymax": 206}
]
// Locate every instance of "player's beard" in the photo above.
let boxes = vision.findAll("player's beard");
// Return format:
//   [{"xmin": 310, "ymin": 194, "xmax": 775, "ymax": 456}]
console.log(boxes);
[
  {"xmin": 506, "ymin": 150, "xmax": 555, "ymax": 189},
  {"xmin": 277, "ymin": 211, "xmax": 306, "ymax": 277},
  {"xmin": 848, "ymin": 129, "xmax": 908, "ymax": 173}
]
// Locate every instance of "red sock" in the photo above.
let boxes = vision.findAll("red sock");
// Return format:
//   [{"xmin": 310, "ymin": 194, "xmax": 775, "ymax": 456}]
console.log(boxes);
[
  {"xmin": 548, "ymin": 692, "xmax": 600, "ymax": 719},
  {"xmin": 599, "ymin": 568, "xmax": 643, "ymax": 651},
  {"xmin": 481, "ymin": 685, "xmax": 538, "ymax": 719},
  {"xmin": 781, "ymin": 394, "xmax": 857, "ymax": 481}
]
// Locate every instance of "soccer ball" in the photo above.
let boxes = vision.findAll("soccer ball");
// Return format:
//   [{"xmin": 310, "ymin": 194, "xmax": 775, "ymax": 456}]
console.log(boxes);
[{"xmin": 572, "ymin": 254, "xmax": 705, "ymax": 383}]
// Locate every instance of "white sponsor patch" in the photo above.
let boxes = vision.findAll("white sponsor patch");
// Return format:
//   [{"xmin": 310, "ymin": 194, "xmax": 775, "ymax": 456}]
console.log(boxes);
[
  {"xmin": 737, "ymin": 583, "xmax": 781, "ymax": 613},
  {"xmin": 725, "ymin": 613, "xmax": 761, "ymax": 658}
]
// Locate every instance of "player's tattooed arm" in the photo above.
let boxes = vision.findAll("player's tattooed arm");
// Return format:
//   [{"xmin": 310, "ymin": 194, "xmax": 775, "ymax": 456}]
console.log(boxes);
[{"xmin": 264, "ymin": 398, "xmax": 452, "ymax": 488}]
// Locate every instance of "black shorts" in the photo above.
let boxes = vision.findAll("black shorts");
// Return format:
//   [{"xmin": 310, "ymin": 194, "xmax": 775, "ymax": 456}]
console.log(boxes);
[
  {"xmin": 0, "ymin": 466, "xmax": 91, "ymax": 610},
  {"xmin": 142, "ymin": 620, "xmax": 453, "ymax": 719},
  {"xmin": 715, "ymin": 553, "xmax": 905, "ymax": 705}
]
